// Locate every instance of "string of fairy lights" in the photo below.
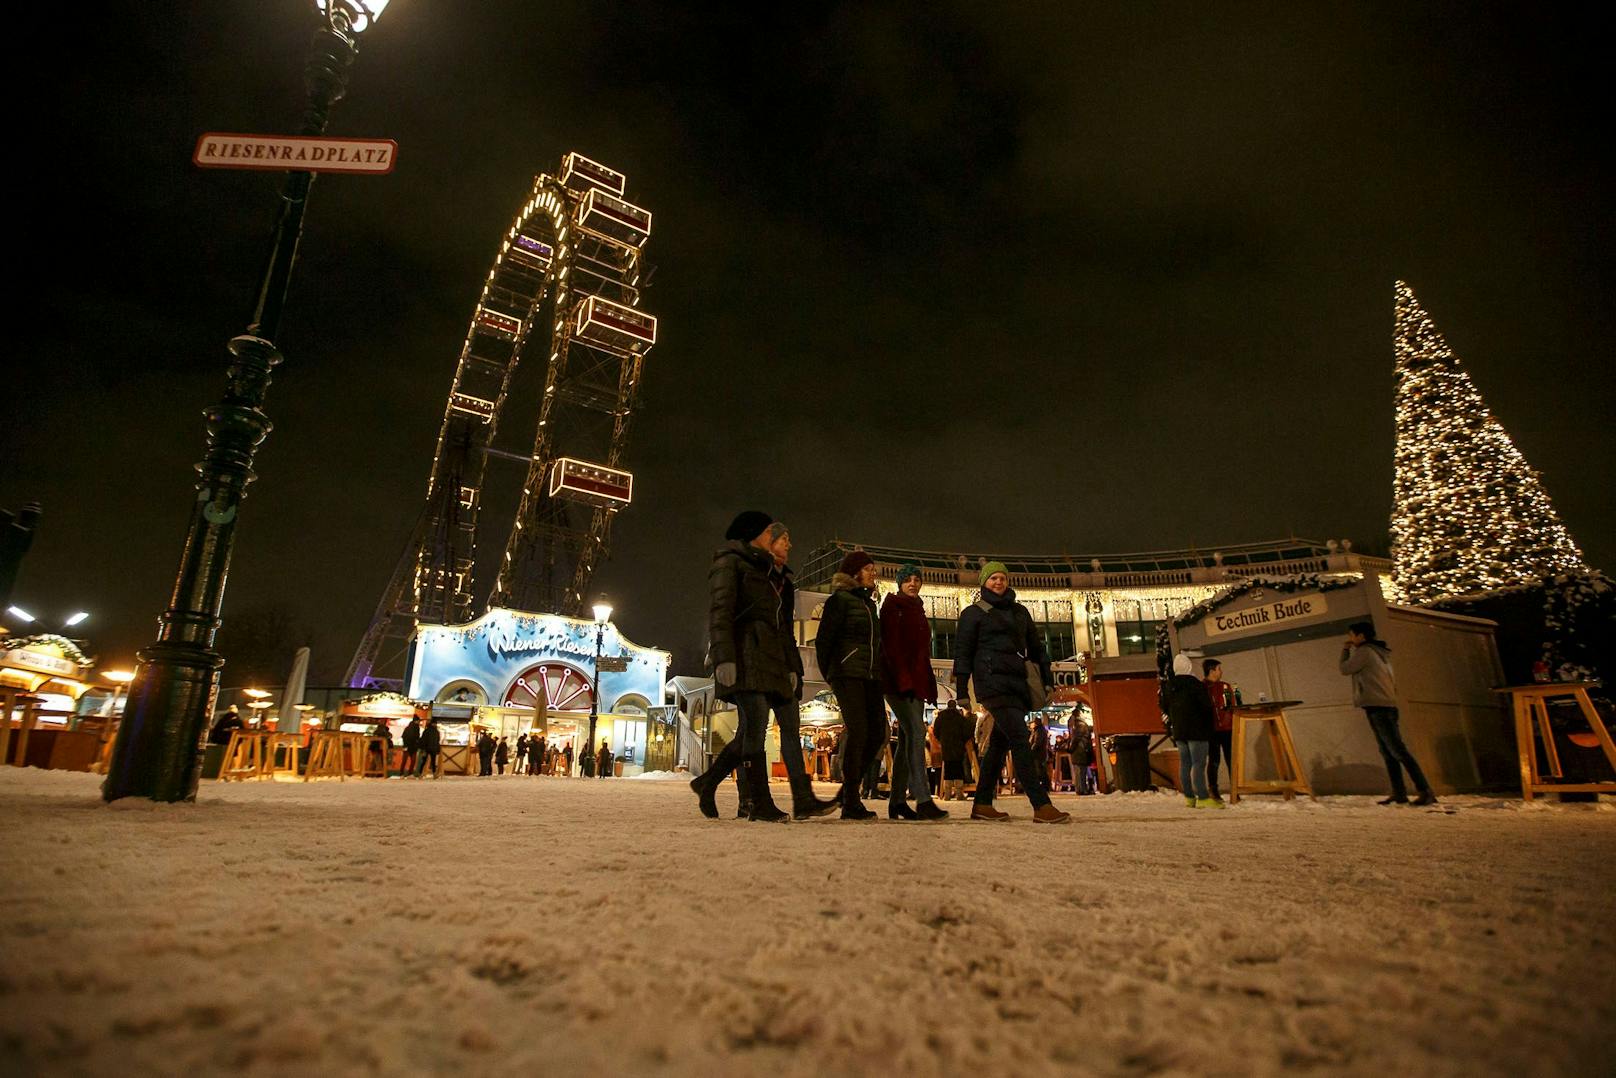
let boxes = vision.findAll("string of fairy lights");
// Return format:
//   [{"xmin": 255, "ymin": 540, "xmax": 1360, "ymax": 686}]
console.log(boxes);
[{"xmin": 1390, "ymin": 281, "xmax": 1588, "ymax": 604}]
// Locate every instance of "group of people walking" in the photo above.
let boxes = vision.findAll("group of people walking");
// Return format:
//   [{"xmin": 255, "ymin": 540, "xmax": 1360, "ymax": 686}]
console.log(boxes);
[{"xmin": 690, "ymin": 511, "xmax": 1072, "ymax": 824}]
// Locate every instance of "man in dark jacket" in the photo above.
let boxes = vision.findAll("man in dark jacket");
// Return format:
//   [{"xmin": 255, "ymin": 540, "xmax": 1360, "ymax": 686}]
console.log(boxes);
[
  {"xmin": 402, "ymin": 714, "xmax": 424, "ymax": 777},
  {"xmin": 207, "ymin": 705, "xmax": 244, "ymax": 746},
  {"xmin": 1162, "ymin": 653, "xmax": 1220, "ymax": 808},
  {"xmin": 414, "ymin": 718, "xmax": 441, "ymax": 779},
  {"xmin": 476, "ymin": 731, "xmax": 495, "ymax": 776},
  {"xmin": 817, "ymin": 550, "xmax": 886, "ymax": 820},
  {"xmin": 954, "ymin": 561, "xmax": 1069, "ymax": 823},
  {"xmin": 933, "ymin": 699, "xmax": 971, "ymax": 800},
  {"xmin": 687, "ymin": 511, "xmax": 792, "ymax": 822},
  {"xmin": 515, "ymin": 733, "xmax": 529, "ymax": 775},
  {"xmin": 1341, "ymin": 620, "xmax": 1436, "ymax": 806}
]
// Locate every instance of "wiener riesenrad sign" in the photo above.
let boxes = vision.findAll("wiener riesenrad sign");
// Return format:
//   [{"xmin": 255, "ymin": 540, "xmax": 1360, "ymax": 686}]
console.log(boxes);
[{"xmin": 193, "ymin": 133, "xmax": 397, "ymax": 174}]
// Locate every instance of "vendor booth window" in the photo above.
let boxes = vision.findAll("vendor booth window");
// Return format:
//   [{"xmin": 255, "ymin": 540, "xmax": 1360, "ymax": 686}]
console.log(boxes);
[{"xmin": 1036, "ymin": 624, "xmax": 1076, "ymax": 662}]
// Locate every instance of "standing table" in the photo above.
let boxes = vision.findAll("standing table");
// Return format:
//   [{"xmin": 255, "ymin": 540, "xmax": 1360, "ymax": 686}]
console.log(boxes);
[
  {"xmin": 1229, "ymin": 700, "xmax": 1315, "ymax": 804},
  {"xmin": 1493, "ymin": 682, "xmax": 1616, "ymax": 801}
]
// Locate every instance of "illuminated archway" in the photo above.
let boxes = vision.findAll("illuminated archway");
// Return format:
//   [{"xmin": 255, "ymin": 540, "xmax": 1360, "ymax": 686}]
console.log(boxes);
[{"xmin": 504, "ymin": 661, "xmax": 594, "ymax": 711}]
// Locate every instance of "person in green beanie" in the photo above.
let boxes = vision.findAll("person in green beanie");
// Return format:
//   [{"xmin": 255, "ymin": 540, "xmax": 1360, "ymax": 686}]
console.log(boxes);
[{"xmin": 953, "ymin": 563, "xmax": 1071, "ymax": 824}]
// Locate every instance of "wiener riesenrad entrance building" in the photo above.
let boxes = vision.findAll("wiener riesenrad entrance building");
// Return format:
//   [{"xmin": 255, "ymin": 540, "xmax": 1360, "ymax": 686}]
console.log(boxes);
[{"xmin": 795, "ymin": 536, "xmax": 1394, "ymax": 666}]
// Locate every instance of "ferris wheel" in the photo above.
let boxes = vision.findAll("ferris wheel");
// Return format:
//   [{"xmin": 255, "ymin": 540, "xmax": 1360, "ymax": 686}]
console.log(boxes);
[{"xmin": 346, "ymin": 153, "xmax": 657, "ymax": 689}]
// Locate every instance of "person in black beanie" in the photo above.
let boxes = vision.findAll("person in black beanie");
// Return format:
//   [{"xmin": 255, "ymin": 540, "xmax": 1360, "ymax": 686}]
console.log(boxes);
[
  {"xmin": 687, "ymin": 511, "xmax": 792, "ymax": 822},
  {"xmin": 816, "ymin": 549, "xmax": 885, "ymax": 820}
]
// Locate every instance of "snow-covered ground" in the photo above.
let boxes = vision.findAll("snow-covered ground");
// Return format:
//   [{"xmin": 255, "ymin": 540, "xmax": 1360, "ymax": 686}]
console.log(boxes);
[{"xmin": 1, "ymin": 768, "xmax": 1612, "ymax": 1077}]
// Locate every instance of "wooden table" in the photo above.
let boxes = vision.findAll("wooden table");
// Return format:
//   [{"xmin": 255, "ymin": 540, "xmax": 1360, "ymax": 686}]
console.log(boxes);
[
  {"xmin": 1493, "ymin": 682, "xmax": 1616, "ymax": 801},
  {"xmin": 1229, "ymin": 700, "xmax": 1314, "ymax": 804}
]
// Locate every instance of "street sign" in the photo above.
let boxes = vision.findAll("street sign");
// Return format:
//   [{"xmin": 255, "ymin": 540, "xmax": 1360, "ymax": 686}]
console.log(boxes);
[
  {"xmin": 596, "ymin": 656, "xmax": 630, "ymax": 673},
  {"xmin": 193, "ymin": 132, "xmax": 398, "ymax": 174}
]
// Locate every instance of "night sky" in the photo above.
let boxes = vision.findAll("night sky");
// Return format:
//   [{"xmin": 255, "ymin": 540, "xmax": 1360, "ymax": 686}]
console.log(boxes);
[{"xmin": 6, "ymin": 2, "xmax": 1612, "ymax": 682}]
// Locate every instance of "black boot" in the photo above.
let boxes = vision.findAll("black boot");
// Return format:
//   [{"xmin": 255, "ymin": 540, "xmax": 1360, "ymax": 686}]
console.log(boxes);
[
  {"xmin": 746, "ymin": 755, "xmax": 789, "ymax": 823},
  {"xmin": 790, "ymin": 774, "xmax": 839, "ymax": 820},
  {"xmin": 887, "ymin": 800, "xmax": 920, "ymax": 820},
  {"xmin": 735, "ymin": 770, "xmax": 753, "ymax": 819},
  {"xmin": 689, "ymin": 771, "xmax": 719, "ymax": 819}
]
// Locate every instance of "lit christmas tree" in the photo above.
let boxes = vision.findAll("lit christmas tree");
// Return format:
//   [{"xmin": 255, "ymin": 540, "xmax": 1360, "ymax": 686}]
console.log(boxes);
[{"xmin": 1391, "ymin": 280, "xmax": 1589, "ymax": 604}]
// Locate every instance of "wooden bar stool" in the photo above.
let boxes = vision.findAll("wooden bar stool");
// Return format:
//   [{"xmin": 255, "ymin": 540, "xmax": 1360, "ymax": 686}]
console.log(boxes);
[
  {"xmin": 1493, "ymin": 682, "xmax": 1616, "ymax": 801},
  {"xmin": 361, "ymin": 736, "xmax": 390, "ymax": 778},
  {"xmin": 219, "ymin": 732, "xmax": 270, "ymax": 781},
  {"xmin": 303, "ymin": 732, "xmax": 346, "ymax": 781},
  {"xmin": 1229, "ymin": 700, "xmax": 1314, "ymax": 804},
  {"xmin": 267, "ymin": 733, "xmax": 301, "ymax": 779}
]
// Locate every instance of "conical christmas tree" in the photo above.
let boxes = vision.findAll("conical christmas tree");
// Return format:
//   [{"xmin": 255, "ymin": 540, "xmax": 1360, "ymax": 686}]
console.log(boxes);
[{"xmin": 1391, "ymin": 281, "xmax": 1588, "ymax": 604}]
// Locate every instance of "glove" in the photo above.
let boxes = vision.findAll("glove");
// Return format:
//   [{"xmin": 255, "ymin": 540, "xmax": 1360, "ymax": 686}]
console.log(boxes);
[
  {"xmin": 715, "ymin": 662, "xmax": 737, "ymax": 687},
  {"xmin": 954, "ymin": 677, "xmax": 971, "ymax": 705}
]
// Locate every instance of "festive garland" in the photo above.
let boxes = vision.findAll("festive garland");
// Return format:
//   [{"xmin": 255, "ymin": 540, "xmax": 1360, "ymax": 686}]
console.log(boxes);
[
  {"xmin": 0, "ymin": 633, "xmax": 93, "ymax": 667},
  {"xmin": 357, "ymin": 690, "xmax": 421, "ymax": 707},
  {"xmin": 1170, "ymin": 573, "xmax": 1360, "ymax": 628}
]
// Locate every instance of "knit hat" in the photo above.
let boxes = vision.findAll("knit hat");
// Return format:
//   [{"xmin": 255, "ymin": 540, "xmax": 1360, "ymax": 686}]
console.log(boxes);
[
  {"xmin": 839, "ymin": 550, "xmax": 875, "ymax": 577},
  {"xmin": 978, "ymin": 560, "xmax": 1009, "ymax": 585},
  {"xmin": 725, "ymin": 510, "xmax": 773, "ymax": 541},
  {"xmin": 1172, "ymin": 653, "xmax": 1194, "ymax": 677},
  {"xmin": 895, "ymin": 562, "xmax": 922, "ymax": 586}
]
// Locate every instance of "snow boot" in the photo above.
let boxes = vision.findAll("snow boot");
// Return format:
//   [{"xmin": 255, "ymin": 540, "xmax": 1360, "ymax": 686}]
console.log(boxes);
[
  {"xmin": 916, "ymin": 800, "xmax": 950, "ymax": 821},
  {"xmin": 789, "ymin": 774, "xmax": 839, "ymax": 820},
  {"xmin": 745, "ymin": 755, "xmax": 789, "ymax": 823}
]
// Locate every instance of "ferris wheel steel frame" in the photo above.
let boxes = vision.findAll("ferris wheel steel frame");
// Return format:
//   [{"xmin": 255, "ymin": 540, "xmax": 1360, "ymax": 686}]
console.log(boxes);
[{"xmin": 345, "ymin": 154, "xmax": 656, "ymax": 689}]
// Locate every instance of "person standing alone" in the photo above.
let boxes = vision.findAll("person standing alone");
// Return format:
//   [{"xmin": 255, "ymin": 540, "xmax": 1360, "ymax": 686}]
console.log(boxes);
[{"xmin": 1340, "ymin": 621, "xmax": 1437, "ymax": 806}]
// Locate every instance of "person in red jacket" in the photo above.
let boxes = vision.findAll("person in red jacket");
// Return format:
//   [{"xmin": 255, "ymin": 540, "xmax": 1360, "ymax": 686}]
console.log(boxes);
[
  {"xmin": 880, "ymin": 563, "xmax": 949, "ymax": 821},
  {"xmin": 1203, "ymin": 658, "xmax": 1234, "ymax": 801}
]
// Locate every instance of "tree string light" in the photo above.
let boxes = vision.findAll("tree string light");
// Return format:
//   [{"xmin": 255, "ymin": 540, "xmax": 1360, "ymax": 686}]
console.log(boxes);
[{"xmin": 1390, "ymin": 281, "xmax": 1589, "ymax": 604}]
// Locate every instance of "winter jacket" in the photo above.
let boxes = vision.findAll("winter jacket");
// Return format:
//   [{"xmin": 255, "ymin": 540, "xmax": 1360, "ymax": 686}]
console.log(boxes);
[
  {"xmin": 420, "ymin": 722, "xmax": 442, "ymax": 754},
  {"xmin": 1205, "ymin": 679, "xmax": 1234, "ymax": 732},
  {"xmin": 1161, "ymin": 674, "xmax": 1216, "ymax": 742},
  {"xmin": 933, "ymin": 705, "xmax": 971, "ymax": 762},
  {"xmin": 816, "ymin": 573, "xmax": 882, "ymax": 682},
  {"xmin": 707, "ymin": 541, "xmax": 795, "ymax": 701},
  {"xmin": 953, "ymin": 587, "xmax": 1050, "ymax": 708},
  {"xmin": 208, "ymin": 714, "xmax": 243, "ymax": 745},
  {"xmin": 495, "ymin": 741, "xmax": 509, "ymax": 765},
  {"xmin": 1340, "ymin": 641, "xmax": 1397, "ymax": 708},
  {"xmin": 402, "ymin": 721, "xmax": 424, "ymax": 752},
  {"xmin": 879, "ymin": 591, "xmax": 937, "ymax": 702}
]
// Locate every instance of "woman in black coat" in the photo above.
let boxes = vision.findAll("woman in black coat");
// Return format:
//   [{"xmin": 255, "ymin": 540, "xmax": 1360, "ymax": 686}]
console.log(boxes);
[
  {"xmin": 953, "ymin": 562, "xmax": 1069, "ymax": 823},
  {"xmin": 688, "ymin": 511, "xmax": 792, "ymax": 821},
  {"xmin": 1162, "ymin": 653, "xmax": 1219, "ymax": 807},
  {"xmin": 816, "ymin": 550, "xmax": 884, "ymax": 820},
  {"xmin": 415, "ymin": 718, "xmax": 442, "ymax": 779}
]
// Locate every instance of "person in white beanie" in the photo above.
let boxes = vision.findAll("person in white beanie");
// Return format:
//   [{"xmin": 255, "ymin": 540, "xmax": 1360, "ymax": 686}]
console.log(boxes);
[{"xmin": 1160, "ymin": 652, "xmax": 1221, "ymax": 808}]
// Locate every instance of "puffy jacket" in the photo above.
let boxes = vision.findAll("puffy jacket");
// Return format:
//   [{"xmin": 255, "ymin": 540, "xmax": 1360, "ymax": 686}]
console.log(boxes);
[
  {"xmin": 707, "ymin": 541, "xmax": 794, "ymax": 700},
  {"xmin": 816, "ymin": 573, "xmax": 881, "ymax": 681},
  {"xmin": 1161, "ymin": 674, "xmax": 1216, "ymax": 741},
  {"xmin": 1339, "ymin": 641, "xmax": 1397, "ymax": 708},
  {"xmin": 953, "ymin": 587, "xmax": 1050, "ymax": 707},
  {"xmin": 880, "ymin": 591, "xmax": 937, "ymax": 701}
]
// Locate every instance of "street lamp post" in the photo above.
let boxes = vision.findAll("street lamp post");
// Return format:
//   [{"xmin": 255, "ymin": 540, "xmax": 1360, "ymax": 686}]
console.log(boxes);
[
  {"xmin": 104, "ymin": 1, "xmax": 391, "ymax": 803},
  {"xmin": 586, "ymin": 600, "xmax": 612, "ymax": 777}
]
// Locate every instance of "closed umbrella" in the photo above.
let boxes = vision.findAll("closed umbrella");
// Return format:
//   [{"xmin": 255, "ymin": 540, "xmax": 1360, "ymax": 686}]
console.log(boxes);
[{"xmin": 278, "ymin": 647, "xmax": 310, "ymax": 732}]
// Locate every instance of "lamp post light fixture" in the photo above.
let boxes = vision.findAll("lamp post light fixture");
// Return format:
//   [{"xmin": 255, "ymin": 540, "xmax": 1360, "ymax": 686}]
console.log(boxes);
[
  {"xmin": 102, "ymin": 669, "xmax": 135, "ymax": 721},
  {"xmin": 585, "ymin": 600, "xmax": 612, "ymax": 776},
  {"xmin": 104, "ymin": 1, "xmax": 391, "ymax": 803}
]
